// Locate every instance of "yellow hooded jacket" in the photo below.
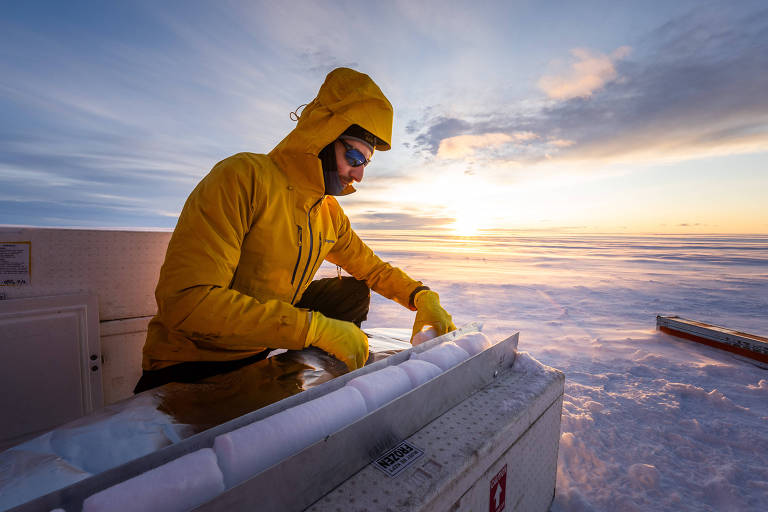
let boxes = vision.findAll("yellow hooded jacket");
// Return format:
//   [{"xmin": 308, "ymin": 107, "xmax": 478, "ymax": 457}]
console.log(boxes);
[{"xmin": 142, "ymin": 68, "xmax": 423, "ymax": 370}]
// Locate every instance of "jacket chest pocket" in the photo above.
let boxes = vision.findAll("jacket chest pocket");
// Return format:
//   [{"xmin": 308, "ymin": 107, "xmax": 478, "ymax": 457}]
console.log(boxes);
[
  {"xmin": 308, "ymin": 230, "xmax": 337, "ymax": 279},
  {"xmin": 233, "ymin": 211, "xmax": 300, "ymax": 300},
  {"xmin": 290, "ymin": 217, "xmax": 337, "ymax": 303}
]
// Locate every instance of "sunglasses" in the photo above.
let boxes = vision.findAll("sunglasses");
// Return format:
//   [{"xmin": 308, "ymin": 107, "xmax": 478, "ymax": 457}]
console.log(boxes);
[{"xmin": 339, "ymin": 139, "xmax": 371, "ymax": 168}]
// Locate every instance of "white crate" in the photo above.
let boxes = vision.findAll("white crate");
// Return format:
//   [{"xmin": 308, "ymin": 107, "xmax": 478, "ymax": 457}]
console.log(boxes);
[
  {"xmin": 1, "ymin": 227, "xmax": 170, "ymax": 406},
  {"xmin": 307, "ymin": 356, "xmax": 563, "ymax": 512}
]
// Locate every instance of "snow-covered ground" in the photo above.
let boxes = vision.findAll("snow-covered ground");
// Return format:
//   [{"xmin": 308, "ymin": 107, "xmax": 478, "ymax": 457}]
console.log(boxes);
[
  {"xmin": 348, "ymin": 232, "xmax": 768, "ymax": 512},
  {"xmin": 3, "ymin": 232, "xmax": 765, "ymax": 511}
]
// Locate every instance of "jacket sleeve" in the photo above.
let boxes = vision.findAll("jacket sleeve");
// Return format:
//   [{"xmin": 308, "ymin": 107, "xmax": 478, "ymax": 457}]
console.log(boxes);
[
  {"xmin": 154, "ymin": 155, "xmax": 310, "ymax": 352},
  {"xmin": 325, "ymin": 202, "xmax": 423, "ymax": 310}
]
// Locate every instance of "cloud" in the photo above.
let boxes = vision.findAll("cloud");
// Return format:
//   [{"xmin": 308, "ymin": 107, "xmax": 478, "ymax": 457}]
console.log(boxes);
[
  {"xmin": 296, "ymin": 49, "xmax": 359, "ymax": 76},
  {"xmin": 0, "ymin": 5, "xmax": 300, "ymax": 227},
  {"xmin": 350, "ymin": 212, "xmax": 454, "ymax": 231},
  {"xmin": 538, "ymin": 46, "xmax": 631, "ymax": 100},
  {"xmin": 0, "ymin": 196, "xmax": 180, "ymax": 228},
  {"xmin": 3, "ymin": 1, "xmax": 766, "ymax": 231},
  {"xmin": 408, "ymin": 4, "xmax": 768, "ymax": 168},
  {"xmin": 437, "ymin": 133, "xmax": 509, "ymax": 159},
  {"xmin": 413, "ymin": 117, "xmax": 473, "ymax": 154},
  {"xmin": 550, "ymin": 139, "xmax": 576, "ymax": 148},
  {"xmin": 436, "ymin": 132, "xmax": 540, "ymax": 159}
]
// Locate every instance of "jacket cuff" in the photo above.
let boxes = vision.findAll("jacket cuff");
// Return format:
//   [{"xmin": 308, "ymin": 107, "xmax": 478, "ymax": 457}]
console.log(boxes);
[
  {"xmin": 294, "ymin": 309, "xmax": 313, "ymax": 350},
  {"xmin": 408, "ymin": 285, "xmax": 430, "ymax": 310}
]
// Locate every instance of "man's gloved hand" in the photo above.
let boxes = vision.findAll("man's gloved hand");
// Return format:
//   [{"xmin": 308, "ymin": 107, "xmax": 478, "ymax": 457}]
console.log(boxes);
[
  {"xmin": 305, "ymin": 311, "xmax": 369, "ymax": 371},
  {"xmin": 411, "ymin": 290, "xmax": 457, "ymax": 343}
]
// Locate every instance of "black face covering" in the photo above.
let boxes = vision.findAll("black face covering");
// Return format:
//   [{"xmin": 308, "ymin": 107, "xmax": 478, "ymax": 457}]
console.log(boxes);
[{"xmin": 319, "ymin": 142, "xmax": 345, "ymax": 196}]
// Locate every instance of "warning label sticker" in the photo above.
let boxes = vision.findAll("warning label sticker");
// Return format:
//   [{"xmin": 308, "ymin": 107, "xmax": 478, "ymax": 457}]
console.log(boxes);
[
  {"xmin": 489, "ymin": 464, "xmax": 507, "ymax": 512},
  {"xmin": 373, "ymin": 441, "xmax": 424, "ymax": 478},
  {"xmin": 0, "ymin": 242, "xmax": 31, "ymax": 286}
]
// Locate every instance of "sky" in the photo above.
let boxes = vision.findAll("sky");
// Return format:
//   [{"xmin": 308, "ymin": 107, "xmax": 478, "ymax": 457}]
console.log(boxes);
[{"xmin": 1, "ymin": 0, "xmax": 767, "ymax": 234}]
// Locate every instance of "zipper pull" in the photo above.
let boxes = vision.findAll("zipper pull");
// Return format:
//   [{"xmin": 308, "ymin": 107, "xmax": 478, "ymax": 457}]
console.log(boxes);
[
  {"xmin": 297, "ymin": 226, "xmax": 303, "ymax": 246},
  {"xmin": 337, "ymin": 265, "xmax": 342, "ymax": 280}
]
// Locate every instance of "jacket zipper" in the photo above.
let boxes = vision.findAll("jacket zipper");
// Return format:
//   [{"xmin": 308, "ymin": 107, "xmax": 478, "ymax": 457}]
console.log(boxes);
[
  {"xmin": 292, "ymin": 198, "xmax": 322, "ymax": 303},
  {"xmin": 290, "ymin": 225, "xmax": 303, "ymax": 285},
  {"xmin": 309, "ymin": 232, "xmax": 324, "ymax": 279}
]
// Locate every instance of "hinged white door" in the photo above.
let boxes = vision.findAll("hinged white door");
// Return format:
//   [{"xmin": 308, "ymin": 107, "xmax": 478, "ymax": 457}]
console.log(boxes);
[{"xmin": 0, "ymin": 293, "xmax": 102, "ymax": 448}]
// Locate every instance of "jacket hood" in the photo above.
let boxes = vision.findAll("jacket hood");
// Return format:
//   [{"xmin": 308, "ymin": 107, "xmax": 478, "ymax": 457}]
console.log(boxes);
[{"xmin": 269, "ymin": 68, "xmax": 393, "ymax": 196}]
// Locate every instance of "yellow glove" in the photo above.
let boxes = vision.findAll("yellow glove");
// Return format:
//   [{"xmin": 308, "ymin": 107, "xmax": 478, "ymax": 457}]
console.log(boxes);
[
  {"xmin": 411, "ymin": 290, "xmax": 457, "ymax": 342},
  {"xmin": 305, "ymin": 312, "xmax": 369, "ymax": 371}
]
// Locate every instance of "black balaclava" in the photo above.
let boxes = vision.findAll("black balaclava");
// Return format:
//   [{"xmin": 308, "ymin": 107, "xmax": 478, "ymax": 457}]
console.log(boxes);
[{"xmin": 319, "ymin": 142, "xmax": 344, "ymax": 195}]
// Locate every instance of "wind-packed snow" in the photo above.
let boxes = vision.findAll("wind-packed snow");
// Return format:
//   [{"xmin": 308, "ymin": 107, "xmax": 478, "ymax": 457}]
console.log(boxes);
[{"xmin": 347, "ymin": 232, "xmax": 768, "ymax": 511}]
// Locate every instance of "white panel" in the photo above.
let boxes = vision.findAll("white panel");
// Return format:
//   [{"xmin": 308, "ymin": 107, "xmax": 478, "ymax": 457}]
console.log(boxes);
[
  {"xmin": 100, "ymin": 316, "xmax": 151, "ymax": 404},
  {"xmin": 0, "ymin": 228, "xmax": 168, "ymax": 405},
  {"xmin": 447, "ymin": 399, "xmax": 562, "ymax": 512},
  {"xmin": 0, "ymin": 228, "xmax": 170, "ymax": 321},
  {"xmin": 0, "ymin": 294, "xmax": 102, "ymax": 448}
]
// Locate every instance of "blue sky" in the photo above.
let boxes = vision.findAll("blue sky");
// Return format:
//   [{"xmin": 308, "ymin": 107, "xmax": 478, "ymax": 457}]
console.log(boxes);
[{"xmin": 1, "ymin": 0, "xmax": 766, "ymax": 233}]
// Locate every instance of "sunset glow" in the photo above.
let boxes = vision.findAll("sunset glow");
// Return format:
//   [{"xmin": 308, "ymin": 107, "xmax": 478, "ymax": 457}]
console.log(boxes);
[{"xmin": 0, "ymin": 1, "xmax": 766, "ymax": 234}]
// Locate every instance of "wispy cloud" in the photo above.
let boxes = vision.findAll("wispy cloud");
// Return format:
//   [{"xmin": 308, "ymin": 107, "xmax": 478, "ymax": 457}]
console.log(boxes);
[
  {"xmin": 2, "ymin": 1, "xmax": 765, "ymax": 232},
  {"xmin": 350, "ymin": 212, "xmax": 454, "ymax": 231},
  {"xmin": 538, "ymin": 47, "xmax": 631, "ymax": 100},
  {"xmin": 409, "ymin": 4, "xmax": 768, "ymax": 169},
  {"xmin": 550, "ymin": 139, "xmax": 576, "ymax": 148},
  {"xmin": 437, "ymin": 133, "xmax": 534, "ymax": 160}
]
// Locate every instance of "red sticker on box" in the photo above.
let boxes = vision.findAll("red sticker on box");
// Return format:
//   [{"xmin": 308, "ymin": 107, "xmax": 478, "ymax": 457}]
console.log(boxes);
[{"xmin": 489, "ymin": 464, "xmax": 507, "ymax": 512}]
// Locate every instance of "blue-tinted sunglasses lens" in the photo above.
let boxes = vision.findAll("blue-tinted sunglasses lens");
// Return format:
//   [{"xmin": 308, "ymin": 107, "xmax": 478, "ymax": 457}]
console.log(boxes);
[
  {"xmin": 345, "ymin": 148, "xmax": 368, "ymax": 167},
  {"xmin": 340, "ymin": 139, "xmax": 370, "ymax": 167}
]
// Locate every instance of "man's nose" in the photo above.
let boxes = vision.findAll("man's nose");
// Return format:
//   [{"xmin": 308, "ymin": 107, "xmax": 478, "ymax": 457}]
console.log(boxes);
[{"xmin": 350, "ymin": 166, "xmax": 364, "ymax": 182}]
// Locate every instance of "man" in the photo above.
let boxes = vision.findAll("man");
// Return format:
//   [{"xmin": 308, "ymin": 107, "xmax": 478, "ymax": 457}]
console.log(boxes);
[{"xmin": 135, "ymin": 68, "xmax": 455, "ymax": 393}]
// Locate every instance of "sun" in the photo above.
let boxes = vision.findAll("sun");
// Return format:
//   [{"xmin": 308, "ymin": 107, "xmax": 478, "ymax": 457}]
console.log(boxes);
[
  {"xmin": 426, "ymin": 171, "xmax": 498, "ymax": 236},
  {"xmin": 448, "ymin": 201, "xmax": 496, "ymax": 236},
  {"xmin": 450, "ymin": 212, "xmax": 481, "ymax": 236}
]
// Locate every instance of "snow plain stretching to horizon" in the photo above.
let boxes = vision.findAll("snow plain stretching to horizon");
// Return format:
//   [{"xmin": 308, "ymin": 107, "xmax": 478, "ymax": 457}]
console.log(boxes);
[
  {"xmin": 1, "ymin": 232, "xmax": 764, "ymax": 510},
  {"xmin": 343, "ymin": 232, "xmax": 768, "ymax": 511}
]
